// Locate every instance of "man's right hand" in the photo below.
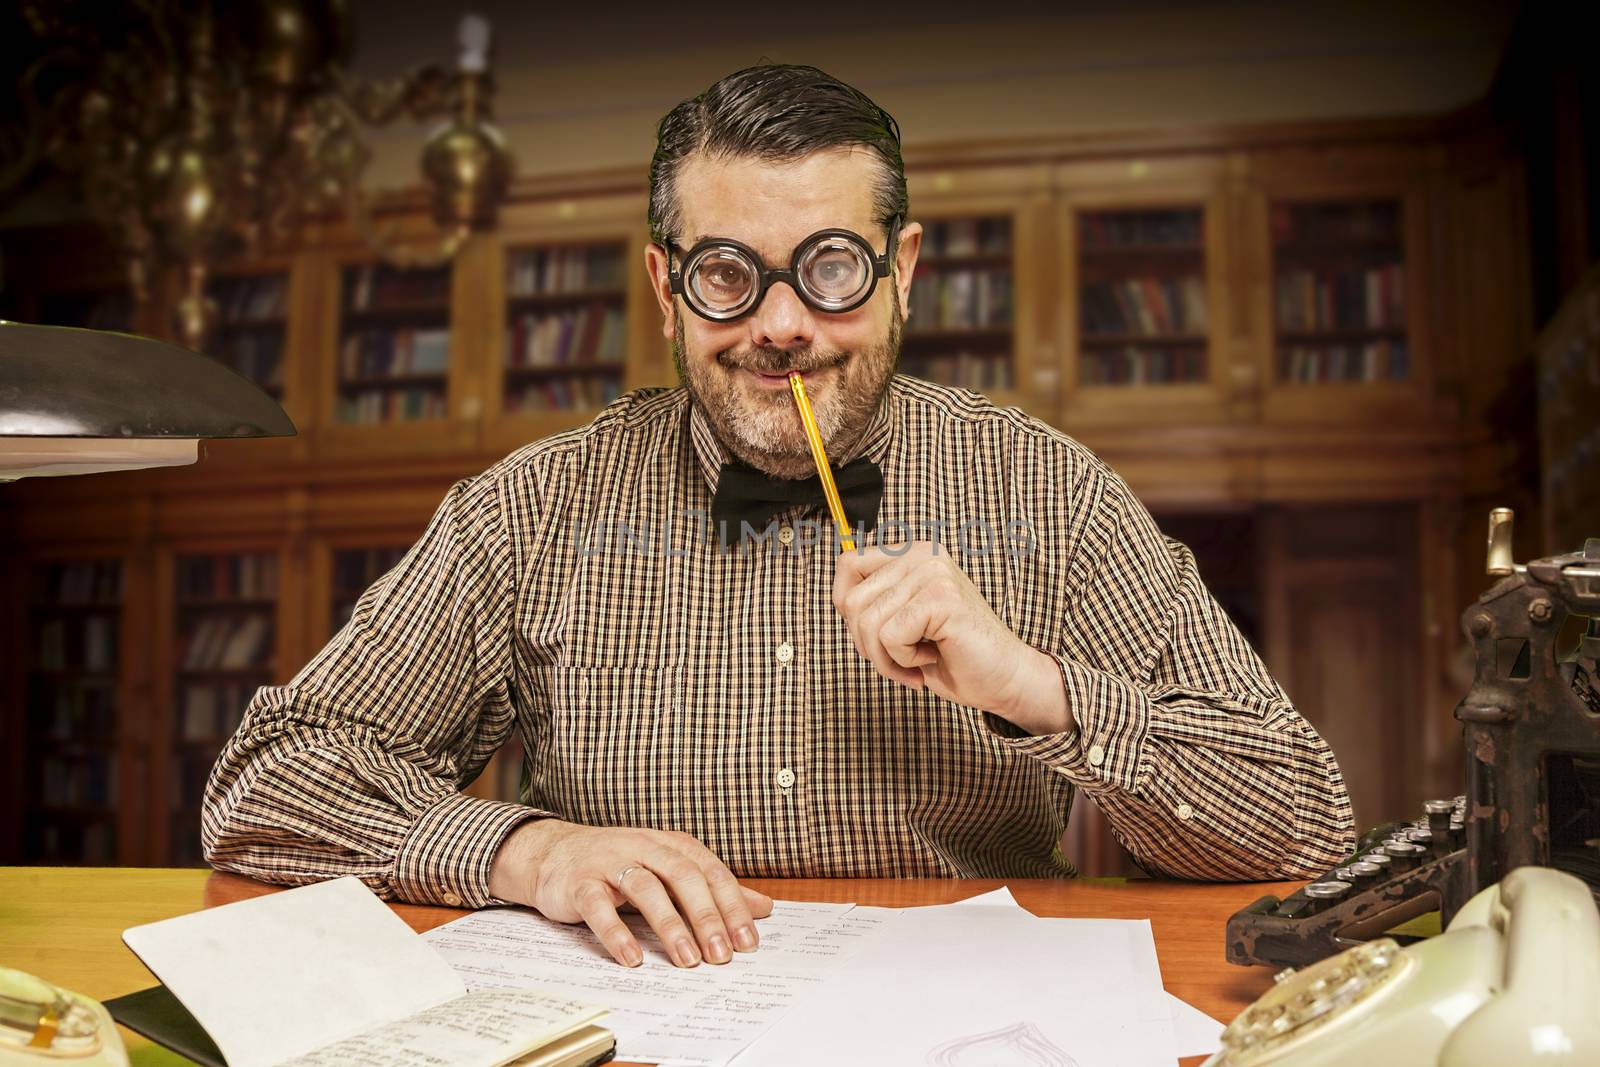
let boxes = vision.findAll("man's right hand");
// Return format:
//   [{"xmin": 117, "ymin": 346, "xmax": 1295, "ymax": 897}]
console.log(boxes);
[{"xmin": 488, "ymin": 819, "xmax": 773, "ymax": 969}]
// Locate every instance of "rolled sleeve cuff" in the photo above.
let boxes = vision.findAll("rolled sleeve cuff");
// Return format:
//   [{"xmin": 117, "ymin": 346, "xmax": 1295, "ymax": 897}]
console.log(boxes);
[
  {"xmin": 391, "ymin": 793, "xmax": 542, "ymax": 908},
  {"xmin": 983, "ymin": 654, "xmax": 1151, "ymax": 794}
]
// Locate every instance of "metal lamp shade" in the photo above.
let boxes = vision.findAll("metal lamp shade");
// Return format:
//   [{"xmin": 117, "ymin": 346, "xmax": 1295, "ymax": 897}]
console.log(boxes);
[{"xmin": 0, "ymin": 320, "xmax": 295, "ymax": 479}]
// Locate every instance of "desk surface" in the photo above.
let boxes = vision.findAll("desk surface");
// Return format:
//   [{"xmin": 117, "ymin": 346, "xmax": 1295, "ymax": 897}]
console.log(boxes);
[{"xmin": 0, "ymin": 867, "xmax": 1301, "ymax": 1066}]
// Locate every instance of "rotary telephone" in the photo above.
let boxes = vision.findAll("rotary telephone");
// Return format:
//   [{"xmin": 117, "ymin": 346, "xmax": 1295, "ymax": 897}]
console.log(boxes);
[{"xmin": 1206, "ymin": 864, "xmax": 1600, "ymax": 1065}]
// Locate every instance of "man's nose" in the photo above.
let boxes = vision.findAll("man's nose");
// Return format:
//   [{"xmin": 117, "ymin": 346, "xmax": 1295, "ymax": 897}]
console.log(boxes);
[{"xmin": 746, "ymin": 281, "xmax": 815, "ymax": 350}]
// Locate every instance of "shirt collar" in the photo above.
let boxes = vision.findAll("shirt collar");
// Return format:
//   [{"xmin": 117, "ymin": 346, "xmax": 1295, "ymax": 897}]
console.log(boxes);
[{"xmin": 688, "ymin": 379, "xmax": 898, "ymax": 496}]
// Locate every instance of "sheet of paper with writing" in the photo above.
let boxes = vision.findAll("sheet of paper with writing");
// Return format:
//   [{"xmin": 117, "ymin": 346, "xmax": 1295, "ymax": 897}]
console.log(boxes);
[
  {"xmin": 734, "ymin": 905, "xmax": 1177, "ymax": 1067},
  {"xmin": 276, "ymin": 989, "xmax": 606, "ymax": 1067},
  {"xmin": 123, "ymin": 876, "xmax": 467, "ymax": 1067},
  {"xmin": 424, "ymin": 900, "xmax": 883, "ymax": 1067}
]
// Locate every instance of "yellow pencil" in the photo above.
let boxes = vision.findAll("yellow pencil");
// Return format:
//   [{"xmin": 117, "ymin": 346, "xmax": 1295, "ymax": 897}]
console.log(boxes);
[{"xmin": 788, "ymin": 371, "xmax": 856, "ymax": 552}]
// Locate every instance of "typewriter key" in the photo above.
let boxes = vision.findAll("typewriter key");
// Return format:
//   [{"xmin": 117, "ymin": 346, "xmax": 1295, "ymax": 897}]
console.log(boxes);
[
  {"xmin": 1302, "ymin": 880, "xmax": 1353, "ymax": 913},
  {"xmin": 1382, "ymin": 841, "xmax": 1427, "ymax": 870}
]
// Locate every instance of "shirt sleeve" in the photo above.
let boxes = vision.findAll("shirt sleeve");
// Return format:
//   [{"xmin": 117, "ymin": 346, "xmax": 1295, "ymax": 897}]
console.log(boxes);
[
  {"xmin": 988, "ymin": 455, "xmax": 1356, "ymax": 880},
  {"xmin": 201, "ymin": 472, "xmax": 550, "ymax": 907}
]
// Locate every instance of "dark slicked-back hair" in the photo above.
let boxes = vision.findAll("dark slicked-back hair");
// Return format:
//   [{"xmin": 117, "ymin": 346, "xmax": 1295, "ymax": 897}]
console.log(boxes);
[{"xmin": 648, "ymin": 64, "xmax": 908, "ymax": 247}]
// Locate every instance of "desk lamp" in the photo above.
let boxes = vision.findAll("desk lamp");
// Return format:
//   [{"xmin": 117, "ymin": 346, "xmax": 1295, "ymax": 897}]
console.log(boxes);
[
  {"xmin": 0, "ymin": 319, "xmax": 292, "ymax": 1065},
  {"xmin": 0, "ymin": 320, "xmax": 295, "ymax": 480}
]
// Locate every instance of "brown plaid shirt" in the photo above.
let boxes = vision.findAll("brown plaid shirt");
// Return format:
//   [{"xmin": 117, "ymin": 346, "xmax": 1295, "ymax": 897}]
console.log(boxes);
[{"xmin": 203, "ymin": 376, "xmax": 1355, "ymax": 907}]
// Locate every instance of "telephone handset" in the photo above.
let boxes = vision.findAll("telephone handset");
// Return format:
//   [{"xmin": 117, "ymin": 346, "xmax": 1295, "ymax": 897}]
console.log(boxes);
[
  {"xmin": 1205, "ymin": 866, "xmax": 1600, "ymax": 1066},
  {"xmin": 0, "ymin": 968, "xmax": 128, "ymax": 1067}
]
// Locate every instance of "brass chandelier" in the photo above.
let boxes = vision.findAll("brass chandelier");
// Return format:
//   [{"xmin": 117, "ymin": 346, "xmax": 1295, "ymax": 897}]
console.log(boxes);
[{"xmin": 0, "ymin": 1, "xmax": 513, "ymax": 349}]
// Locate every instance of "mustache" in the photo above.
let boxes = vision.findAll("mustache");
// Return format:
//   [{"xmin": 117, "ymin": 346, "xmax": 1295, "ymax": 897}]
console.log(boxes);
[{"xmin": 716, "ymin": 346, "xmax": 847, "ymax": 375}]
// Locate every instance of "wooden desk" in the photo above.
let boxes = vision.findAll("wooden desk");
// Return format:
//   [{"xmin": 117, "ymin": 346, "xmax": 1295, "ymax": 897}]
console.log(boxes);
[{"xmin": 0, "ymin": 867, "xmax": 1301, "ymax": 1066}]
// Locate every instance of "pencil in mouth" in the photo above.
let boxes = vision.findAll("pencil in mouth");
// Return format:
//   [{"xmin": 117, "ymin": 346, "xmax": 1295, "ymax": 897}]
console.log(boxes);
[{"xmin": 788, "ymin": 371, "xmax": 856, "ymax": 553}]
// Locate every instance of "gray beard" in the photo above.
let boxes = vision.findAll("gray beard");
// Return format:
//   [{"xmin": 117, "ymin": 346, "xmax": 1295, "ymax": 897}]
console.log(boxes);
[{"xmin": 673, "ymin": 304, "xmax": 901, "ymax": 480}]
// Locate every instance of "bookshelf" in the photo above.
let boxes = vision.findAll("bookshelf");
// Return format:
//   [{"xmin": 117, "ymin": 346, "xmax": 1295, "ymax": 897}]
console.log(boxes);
[
  {"xmin": 502, "ymin": 242, "xmax": 627, "ymax": 414},
  {"xmin": 168, "ymin": 551, "xmax": 279, "ymax": 866},
  {"xmin": 23, "ymin": 560, "xmax": 123, "ymax": 865},
  {"xmin": 330, "ymin": 545, "xmax": 409, "ymax": 632},
  {"xmin": 902, "ymin": 215, "xmax": 1015, "ymax": 394},
  {"xmin": 204, "ymin": 273, "xmax": 289, "ymax": 397},
  {"xmin": 1075, "ymin": 207, "xmax": 1209, "ymax": 387},
  {"xmin": 1271, "ymin": 199, "xmax": 1409, "ymax": 386},
  {"xmin": 336, "ymin": 262, "xmax": 453, "ymax": 425}
]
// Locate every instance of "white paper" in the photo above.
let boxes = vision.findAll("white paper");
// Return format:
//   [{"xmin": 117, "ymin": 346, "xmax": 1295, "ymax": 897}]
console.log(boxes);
[
  {"xmin": 735, "ymin": 904, "xmax": 1176, "ymax": 1067},
  {"xmin": 425, "ymin": 900, "xmax": 880, "ymax": 1067},
  {"xmin": 938, "ymin": 883, "xmax": 1223, "ymax": 1058},
  {"xmin": 277, "ymin": 989, "xmax": 604, "ymax": 1067},
  {"xmin": 123, "ymin": 876, "xmax": 467, "ymax": 1067}
]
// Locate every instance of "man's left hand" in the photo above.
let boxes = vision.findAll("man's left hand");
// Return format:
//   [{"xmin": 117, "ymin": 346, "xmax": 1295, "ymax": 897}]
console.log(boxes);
[{"xmin": 833, "ymin": 542, "xmax": 1073, "ymax": 736}]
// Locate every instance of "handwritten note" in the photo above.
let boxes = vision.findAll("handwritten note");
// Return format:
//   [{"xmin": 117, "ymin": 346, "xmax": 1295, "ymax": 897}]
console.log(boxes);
[
  {"xmin": 424, "ymin": 902, "xmax": 884, "ymax": 1067},
  {"xmin": 278, "ymin": 989, "xmax": 603, "ymax": 1067}
]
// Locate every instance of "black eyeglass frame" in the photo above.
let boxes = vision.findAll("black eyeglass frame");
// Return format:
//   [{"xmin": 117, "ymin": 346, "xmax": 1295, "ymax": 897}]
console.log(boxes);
[{"xmin": 662, "ymin": 216, "xmax": 904, "ymax": 323}]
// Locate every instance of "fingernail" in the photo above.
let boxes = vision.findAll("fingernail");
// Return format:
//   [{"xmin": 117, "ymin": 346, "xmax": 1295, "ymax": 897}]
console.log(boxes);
[
  {"xmin": 675, "ymin": 939, "xmax": 700, "ymax": 967},
  {"xmin": 708, "ymin": 933, "xmax": 731, "ymax": 963},
  {"xmin": 623, "ymin": 944, "xmax": 643, "ymax": 967},
  {"xmin": 734, "ymin": 925, "xmax": 757, "ymax": 951}
]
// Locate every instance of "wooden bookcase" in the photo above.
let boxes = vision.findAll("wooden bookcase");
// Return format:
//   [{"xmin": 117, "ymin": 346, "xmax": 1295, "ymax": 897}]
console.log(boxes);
[
  {"xmin": 157, "ymin": 549, "xmax": 284, "ymax": 866},
  {"xmin": 20, "ymin": 559, "xmax": 125, "ymax": 865},
  {"xmin": 204, "ymin": 271, "xmax": 290, "ymax": 399}
]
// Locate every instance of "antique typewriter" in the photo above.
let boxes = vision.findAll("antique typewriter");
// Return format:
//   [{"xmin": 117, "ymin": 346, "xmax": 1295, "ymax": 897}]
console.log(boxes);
[{"xmin": 1226, "ymin": 509, "xmax": 1600, "ymax": 969}]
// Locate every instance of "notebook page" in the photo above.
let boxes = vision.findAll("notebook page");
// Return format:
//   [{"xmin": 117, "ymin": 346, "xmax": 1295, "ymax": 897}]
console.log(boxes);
[{"xmin": 123, "ymin": 876, "xmax": 466, "ymax": 1067}]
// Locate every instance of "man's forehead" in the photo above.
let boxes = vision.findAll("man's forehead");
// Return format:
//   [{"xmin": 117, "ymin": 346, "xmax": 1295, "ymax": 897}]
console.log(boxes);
[{"xmin": 675, "ymin": 148, "xmax": 881, "ymax": 255}]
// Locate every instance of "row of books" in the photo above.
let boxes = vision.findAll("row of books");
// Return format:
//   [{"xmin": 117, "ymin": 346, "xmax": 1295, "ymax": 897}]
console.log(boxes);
[
  {"xmin": 210, "ymin": 275, "xmax": 287, "ymax": 322},
  {"xmin": 41, "ymin": 755, "xmax": 117, "ymax": 808},
  {"xmin": 177, "ymin": 554, "xmax": 279, "ymax": 601},
  {"xmin": 339, "ymin": 387, "xmax": 449, "ymax": 423},
  {"xmin": 31, "ymin": 682, "xmax": 117, "ymax": 742},
  {"xmin": 1279, "ymin": 341, "xmax": 1410, "ymax": 383},
  {"xmin": 1272, "ymin": 201, "xmax": 1400, "ymax": 245},
  {"xmin": 507, "ymin": 246, "xmax": 626, "ymax": 296},
  {"xmin": 35, "ymin": 617, "xmax": 117, "ymax": 672},
  {"xmin": 1275, "ymin": 265, "xmax": 1406, "ymax": 331},
  {"xmin": 902, "ymin": 353, "xmax": 1013, "ymax": 391},
  {"xmin": 36, "ymin": 560, "xmax": 122, "ymax": 603},
  {"xmin": 505, "ymin": 376, "xmax": 624, "ymax": 413},
  {"xmin": 212, "ymin": 332, "xmax": 285, "ymax": 389},
  {"xmin": 179, "ymin": 682, "xmax": 253, "ymax": 743},
  {"xmin": 1079, "ymin": 210, "xmax": 1202, "ymax": 249},
  {"xmin": 340, "ymin": 328, "xmax": 450, "ymax": 379},
  {"xmin": 345, "ymin": 264, "xmax": 451, "ymax": 312},
  {"xmin": 181, "ymin": 614, "xmax": 274, "ymax": 671},
  {"xmin": 1081, "ymin": 277, "xmax": 1207, "ymax": 336},
  {"xmin": 29, "ymin": 822, "xmax": 114, "ymax": 865},
  {"xmin": 907, "ymin": 269, "xmax": 1013, "ymax": 329},
  {"xmin": 1080, "ymin": 347, "xmax": 1208, "ymax": 386},
  {"xmin": 921, "ymin": 218, "xmax": 1011, "ymax": 258},
  {"xmin": 507, "ymin": 305, "xmax": 626, "ymax": 368}
]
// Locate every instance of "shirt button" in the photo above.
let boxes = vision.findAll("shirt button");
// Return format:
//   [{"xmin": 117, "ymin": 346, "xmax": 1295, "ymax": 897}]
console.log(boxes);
[
  {"xmin": 1086, "ymin": 744, "xmax": 1106, "ymax": 767},
  {"xmin": 441, "ymin": 891, "xmax": 463, "ymax": 907},
  {"xmin": 777, "ymin": 767, "xmax": 796, "ymax": 789},
  {"xmin": 1176, "ymin": 803, "xmax": 1195, "ymax": 821},
  {"xmin": 778, "ymin": 525, "xmax": 795, "ymax": 546},
  {"xmin": 776, "ymin": 642, "xmax": 794, "ymax": 665}
]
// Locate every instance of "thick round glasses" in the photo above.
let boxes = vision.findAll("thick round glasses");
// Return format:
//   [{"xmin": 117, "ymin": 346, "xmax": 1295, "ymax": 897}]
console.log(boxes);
[{"xmin": 664, "ymin": 217, "xmax": 902, "ymax": 322}]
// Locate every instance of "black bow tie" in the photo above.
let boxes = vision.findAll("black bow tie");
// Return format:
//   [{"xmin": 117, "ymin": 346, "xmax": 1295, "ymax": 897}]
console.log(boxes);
[{"xmin": 710, "ymin": 458, "xmax": 883, "ymax": 536}]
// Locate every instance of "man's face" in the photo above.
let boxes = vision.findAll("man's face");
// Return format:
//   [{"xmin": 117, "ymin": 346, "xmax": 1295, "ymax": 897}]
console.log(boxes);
[{"xmin": 646, "ymin": 147, "xmax": 922, "ymax": 479}]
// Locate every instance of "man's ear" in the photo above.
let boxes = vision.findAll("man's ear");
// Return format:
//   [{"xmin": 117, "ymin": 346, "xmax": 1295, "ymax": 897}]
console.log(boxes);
[
  {"xmin": 892, "ymin": 220, "xmax": 923, "ymax": 322},
  {"xmin": 644, "ymin": 241, "xmax": 677, "ymax": 341}
]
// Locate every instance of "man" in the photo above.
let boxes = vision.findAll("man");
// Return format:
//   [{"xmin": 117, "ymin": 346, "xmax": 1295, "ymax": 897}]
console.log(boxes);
[{"xmin": 203, "ymin": 65, "xmax": 1355, "ymax": 972}]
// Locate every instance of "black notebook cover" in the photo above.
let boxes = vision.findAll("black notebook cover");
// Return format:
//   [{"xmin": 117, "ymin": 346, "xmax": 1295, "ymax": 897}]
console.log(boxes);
[{"xmin": 105, "ymin": 984, "xmax": 226, "ymax": 1066}]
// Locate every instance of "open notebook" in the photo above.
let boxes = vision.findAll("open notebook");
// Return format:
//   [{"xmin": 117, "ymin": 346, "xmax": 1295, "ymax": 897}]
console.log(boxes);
[{"xmin": 109, "ymin": 876, "xmax": 613, "ymax": 1067}]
